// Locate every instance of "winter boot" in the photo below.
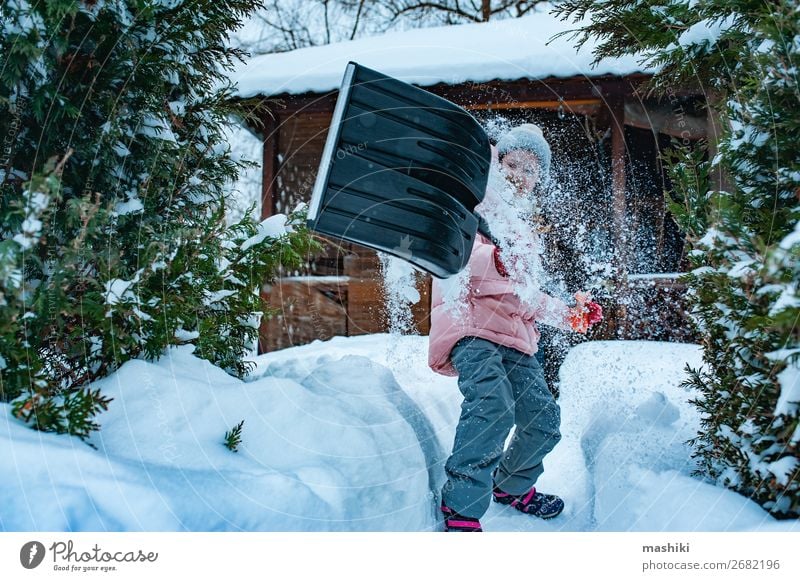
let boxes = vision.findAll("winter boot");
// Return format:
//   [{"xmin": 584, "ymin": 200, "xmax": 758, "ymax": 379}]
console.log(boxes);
[
  {"xmin": 492, "ymin": 485, "xmax": 564, "ymax": 519},
  {"xmin": 440, "ymin": 501, "xmax": 483, "ymax": 532}
]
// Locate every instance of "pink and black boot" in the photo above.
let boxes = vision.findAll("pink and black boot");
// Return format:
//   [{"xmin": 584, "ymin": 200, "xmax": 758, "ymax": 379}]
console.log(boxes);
[
  {"xmin": 492, "ymin": 485, "xmax": 564, "ymax": 519},
  {"xmin": 440, "ymin": 501, "xmax": 483, "ymax": 532}
]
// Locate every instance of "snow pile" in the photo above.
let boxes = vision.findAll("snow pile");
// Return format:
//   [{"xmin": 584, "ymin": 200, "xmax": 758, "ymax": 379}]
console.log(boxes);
[
  {"xmin": 231, "ymin": 7, "xmax": 655, "ymax": 98},
  {"xmin": 0, "ymin": 343, "xmax": 435, "ymax": 531},
  {"xmin": 1, "ymin": 336, "xmax": 797, "ymax": 532},
  {"xmin": 555, "ymin": 341, "xmax": 764, "ymax": 531}
]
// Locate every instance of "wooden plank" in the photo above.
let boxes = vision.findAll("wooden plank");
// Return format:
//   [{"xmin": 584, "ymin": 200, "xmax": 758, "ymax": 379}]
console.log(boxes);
[
  {"xmin": 465, "ymin": 98, "xmax": 601, "ymax": 111},
  {"xmin": 433, "ymin": 75, "xmax": 650, "ymax": 106},
  {"xmin": 624, "ymin": 101, "xmax": 707, "ymax": 139},
  {"xmin": 347, "ymin": 280, "xmax": 434, "ymax": 336},
  {"xmin": 261, "ymin": 114, "xmax": 278, "ymax": 220},
  {"xmin": 343, "ymin": 254, "xmax": 382, "ymax": 277},
  {"xmin": 608, "ymin": 93, "xmax": 629, "ymax": 336},
  {"xmin": 259, "ymin": 278, "xmax": 349, "ymax": 353},
  {"xmin": 344, "ymin": 258, "xmax": 432, "ymax": 336},
  {"xmin": 347, "ymin": 279, "xmax": 387, "ymax": 335},
  {"xmin": 273, "ymin": 110, "xmax": 331, "ymax": 219},
  {"xmin": 260, "ymin": 74, "xmax": 657, "ymax": 115}
]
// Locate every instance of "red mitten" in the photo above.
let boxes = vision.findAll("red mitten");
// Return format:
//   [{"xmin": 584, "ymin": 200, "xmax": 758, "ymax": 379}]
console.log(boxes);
[
  {"xmin": 586, "ymin": 301, "xmax": 603, "ymax": 325},
  {"xmin": 568, "ymin": 292, "xmax": 603, "ymax": 333}
]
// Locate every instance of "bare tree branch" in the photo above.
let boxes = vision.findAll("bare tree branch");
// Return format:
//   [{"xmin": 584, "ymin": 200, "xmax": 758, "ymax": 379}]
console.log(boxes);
[
  {"xmin": 236, "ymin": 0, "xmax": 549, "ymax": 54},
  {"xmin": 350, "ymin": 0, "xmax": 367, "ymax": 40},
  {"xmin": 384, "ymin": 1, "xmax": 482, "ymax": 24},
  {"xmin": 323, "ymin": 0, "xmax": 332, "ymax": 44}
]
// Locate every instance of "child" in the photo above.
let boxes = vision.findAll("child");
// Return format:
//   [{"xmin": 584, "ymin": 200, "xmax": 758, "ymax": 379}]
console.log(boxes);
[{"xmin": 429, "ymin": 123, "xmax": 602, "ymax": 532}]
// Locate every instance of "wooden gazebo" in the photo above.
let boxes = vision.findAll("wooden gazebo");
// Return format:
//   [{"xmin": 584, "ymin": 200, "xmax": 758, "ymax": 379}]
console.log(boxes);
[{"xmin": 231, "ymin": 11, "xmax": 707, "ymax": 352}]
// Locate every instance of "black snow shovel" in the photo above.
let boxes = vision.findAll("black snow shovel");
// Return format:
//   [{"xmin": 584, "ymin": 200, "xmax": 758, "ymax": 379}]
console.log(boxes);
[{"xmin": 306, "ymin": 62, "xmax": 491, "ymax": 278}]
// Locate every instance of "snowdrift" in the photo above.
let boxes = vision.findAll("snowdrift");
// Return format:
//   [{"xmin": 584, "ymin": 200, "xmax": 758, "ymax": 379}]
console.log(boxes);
[{"xmin": 1, "ymin": 336, "xmax": 795, "ymax": 532}]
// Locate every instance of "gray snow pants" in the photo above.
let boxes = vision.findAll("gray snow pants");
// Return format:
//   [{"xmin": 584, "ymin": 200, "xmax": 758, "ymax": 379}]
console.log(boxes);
[{"xmin": 441, "ymin": 336, "xmax": 562, "ymax": 519}]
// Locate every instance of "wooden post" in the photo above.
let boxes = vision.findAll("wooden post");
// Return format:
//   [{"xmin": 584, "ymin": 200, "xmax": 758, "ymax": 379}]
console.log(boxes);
[
  {"xmin": 258, "ymin": 113, "xmax": 279, "ymax": 355},
  {"xmin": 482, "ymin": 0, "xmax": 491, "ymax": 21},
  {"xmin": 261, "ymin": 113, "xmax": 278, "ymax": 221},
  {"xmin": 608, "ymin": 92, "xmax": 629, "ymax": 337}
]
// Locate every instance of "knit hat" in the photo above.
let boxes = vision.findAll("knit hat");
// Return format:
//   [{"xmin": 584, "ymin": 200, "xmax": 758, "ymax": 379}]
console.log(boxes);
[{"xmin": 495, "ymin": 123, "xmax": 551, "ymax": 179}]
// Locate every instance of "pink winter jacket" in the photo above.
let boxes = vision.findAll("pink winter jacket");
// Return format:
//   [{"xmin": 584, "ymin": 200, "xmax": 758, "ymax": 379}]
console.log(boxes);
[{"xmin": 427, "ymin": 232, "xmax": 574, "ymax": 377}]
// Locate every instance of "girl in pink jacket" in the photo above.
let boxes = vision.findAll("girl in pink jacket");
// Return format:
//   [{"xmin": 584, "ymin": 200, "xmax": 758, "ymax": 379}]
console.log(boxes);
[{"xmin": 432, "ymin": 124, "xmax": 602, "ymax": 532}]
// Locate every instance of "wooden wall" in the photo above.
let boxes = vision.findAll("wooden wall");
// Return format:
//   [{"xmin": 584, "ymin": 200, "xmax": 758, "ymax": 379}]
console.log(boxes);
[{"xmin": 259, "ymin": 256, "xmax": 432, "ymax": 353}]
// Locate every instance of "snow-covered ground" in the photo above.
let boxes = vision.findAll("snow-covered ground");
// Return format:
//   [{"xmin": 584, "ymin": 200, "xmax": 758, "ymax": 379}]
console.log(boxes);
[{"xmin": 1, "ymin": 335, "xmax": 797, "ymax": 532}]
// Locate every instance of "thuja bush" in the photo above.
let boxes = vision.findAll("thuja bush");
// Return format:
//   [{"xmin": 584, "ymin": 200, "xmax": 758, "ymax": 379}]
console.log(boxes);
[{"xmin": 0, "ymin": 0, "xmax": 317, "ymax": 439}]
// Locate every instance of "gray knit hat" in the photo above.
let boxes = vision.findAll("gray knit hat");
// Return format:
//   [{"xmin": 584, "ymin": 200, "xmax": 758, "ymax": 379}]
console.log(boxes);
[{"xmin": 496, "ymin": 123, "xmax": 551, "ymax": 179}]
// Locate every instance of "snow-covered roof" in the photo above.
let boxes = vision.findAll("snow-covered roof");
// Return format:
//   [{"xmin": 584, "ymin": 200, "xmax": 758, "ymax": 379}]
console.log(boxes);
[{"xmin": 232, "ymin": 9, "xmax": 654, "ymax": 98}]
